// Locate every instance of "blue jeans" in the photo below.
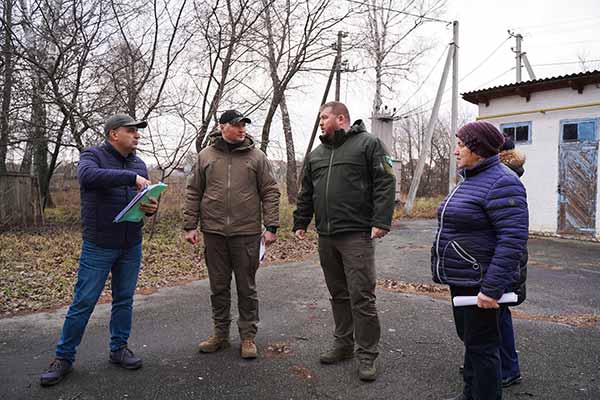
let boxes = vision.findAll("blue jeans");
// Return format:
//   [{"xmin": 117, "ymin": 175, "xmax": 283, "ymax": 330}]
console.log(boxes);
[
  {"xmin": 499, "ymin": 306, "xmax": 521, "ymax": 380},
  {"xmin": 55, "ymin": 241, "xmax": 142, "ymax": 363}
]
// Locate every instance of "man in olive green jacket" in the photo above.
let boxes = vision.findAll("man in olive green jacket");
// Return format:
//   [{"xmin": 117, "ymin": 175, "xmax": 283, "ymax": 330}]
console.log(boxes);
[
  {"xmin": 293, "ymin": 101, "xmax": 396, "ymax": 381},
  {"xmin": 183, "ymin": 110, "xmax": 280, "ymax": 359}
]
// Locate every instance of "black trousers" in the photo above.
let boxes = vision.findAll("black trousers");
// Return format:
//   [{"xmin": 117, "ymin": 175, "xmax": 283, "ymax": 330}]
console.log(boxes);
[{"xmin": 451, "ymin": 286, "xmax": 502, "ymax": 400}]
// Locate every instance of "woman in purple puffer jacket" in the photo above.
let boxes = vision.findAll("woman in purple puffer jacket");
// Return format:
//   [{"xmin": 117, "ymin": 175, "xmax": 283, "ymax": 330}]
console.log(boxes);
[{"xmin": 432, "ymin": 121, "xmax": 529, "ymax": 400}]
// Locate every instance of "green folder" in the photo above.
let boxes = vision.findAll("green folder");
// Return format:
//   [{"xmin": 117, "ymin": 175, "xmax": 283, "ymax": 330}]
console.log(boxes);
[{"xmin": 113, "ymin": 182, "xmax": 168, "ymax": 223}]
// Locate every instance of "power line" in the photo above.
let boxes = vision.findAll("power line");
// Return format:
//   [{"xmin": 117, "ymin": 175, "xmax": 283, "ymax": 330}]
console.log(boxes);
[
  {"xmin": 396, "ymin": 36, "xmax": 511, "ymax": 116},
  {"xmin": 396, "ymin": 44, "xmax": 449, "ymax": 112},
  {"xmin": 473, "ymin": 66, "xmax": 516, "ymax": 90},
  {"xmin": 530, "ymin": 59, "xmax": 600, "ymax": 67},
  {"xmin": 526, "ymin": 39, "xmax": 600, "ymax": 48},
  {"xmin": 345, "ymin": 0, "xmax": 452, "ymax": 24},
  {"xmin": 512, "ymin": 15, "xmax": 600, "ymax": 30},
  {"xmin": 459, "ymin": 36, "xmax": 511, "ymax": 83}
]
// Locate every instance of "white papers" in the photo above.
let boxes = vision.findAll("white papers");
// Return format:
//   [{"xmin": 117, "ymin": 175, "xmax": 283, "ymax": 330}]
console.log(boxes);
[
  {"xmin": 259, "ymin": 237, "xmax": 266, "ymax": 263},
  {"xmin": 452, "ymin": 292, "xmax": 518, "ymax": 307}
]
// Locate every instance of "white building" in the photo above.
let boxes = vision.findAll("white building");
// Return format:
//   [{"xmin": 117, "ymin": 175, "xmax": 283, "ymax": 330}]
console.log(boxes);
[{"xmin": 462, "ymin": 70, "xmax": 600, "ymax": 240}]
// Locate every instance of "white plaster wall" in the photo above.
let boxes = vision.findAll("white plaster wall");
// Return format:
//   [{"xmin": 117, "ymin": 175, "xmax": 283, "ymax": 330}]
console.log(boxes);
[{"xmin": 475, "ymin": 84, "xmax": 600, "ymax": 235}]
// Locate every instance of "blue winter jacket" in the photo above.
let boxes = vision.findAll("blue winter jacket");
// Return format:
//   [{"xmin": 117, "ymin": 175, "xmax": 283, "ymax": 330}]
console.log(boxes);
[
  {"xmin": 77, "ymin": 141, "xmax": 149, "ymax": 249},
  {"xmin": 431, "ymin": 155, "xmax": 529, "ymax": 300}
]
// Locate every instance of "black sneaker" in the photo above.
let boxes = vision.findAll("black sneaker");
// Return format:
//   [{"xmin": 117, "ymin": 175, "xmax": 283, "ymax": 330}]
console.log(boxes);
[
  {"xmin": 40, "ymin": 358, "xmax": 73, "ymax": 387},
  {"xmin": 502, "ymin": 374, "xmax": 522, "ymax": 388},
  {"xmin": 109, "ymin": 346, "xmax": 143, "ymax": 370}
]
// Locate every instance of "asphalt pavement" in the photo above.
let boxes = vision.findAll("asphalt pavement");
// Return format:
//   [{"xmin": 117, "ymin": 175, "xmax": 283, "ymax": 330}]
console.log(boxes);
[{"xmin": 1, "ymin": 219, "xmax": 599, "ymax": 400}]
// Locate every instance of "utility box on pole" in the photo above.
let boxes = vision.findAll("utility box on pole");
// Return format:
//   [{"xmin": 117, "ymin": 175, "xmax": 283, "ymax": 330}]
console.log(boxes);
[{"xmin": 371, "ymin": 109, "xmax": 402, "ymax": 202}]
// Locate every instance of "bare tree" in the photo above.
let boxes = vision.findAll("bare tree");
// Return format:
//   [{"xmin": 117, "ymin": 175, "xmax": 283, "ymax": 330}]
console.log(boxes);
[
  {"xmin": 103, "ymin": 0, "xmax": 194, "ymax": 120},
  {"xmin": 257, "ymin": 0, "xmax": 347, "ymax": 202},
  {"xmin": 350, "ymin": 0, "xmax": 445, "ymax": 114},
  {"xmin": 0, "ymin": 0, "xmax": 14, "ymax": 174},
  {"xmin": 190, "ymin": 0, "xmax": 268, "ymax": 152}
]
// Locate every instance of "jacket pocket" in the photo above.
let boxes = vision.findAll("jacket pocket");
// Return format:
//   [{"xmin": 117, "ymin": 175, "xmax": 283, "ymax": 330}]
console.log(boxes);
[{"xmin": 441, "ymin": 240, "xmax": 483, "ymax": 284}]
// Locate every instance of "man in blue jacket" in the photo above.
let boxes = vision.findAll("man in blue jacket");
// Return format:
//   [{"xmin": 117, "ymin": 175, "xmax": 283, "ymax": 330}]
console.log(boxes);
[{"xmin": 40, "ymin": 114, "xmax": 158, "ymax": 386}]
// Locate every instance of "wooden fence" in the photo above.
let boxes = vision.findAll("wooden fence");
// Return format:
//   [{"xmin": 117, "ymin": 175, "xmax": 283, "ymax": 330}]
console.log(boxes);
[{"xmin": 0, "ymin": 173, "xmax": 44, "ymax": 228}]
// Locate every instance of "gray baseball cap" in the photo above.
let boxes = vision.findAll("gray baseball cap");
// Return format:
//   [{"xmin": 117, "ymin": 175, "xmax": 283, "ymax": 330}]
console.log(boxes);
[{"xmin": 104, "ymin": 114, "xmax": 148, "ymax": 136}]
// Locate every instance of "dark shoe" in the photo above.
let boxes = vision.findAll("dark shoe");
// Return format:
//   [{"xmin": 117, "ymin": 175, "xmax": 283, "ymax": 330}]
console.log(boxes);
[
  {"xmin": 358, "ymin": 358, "xmax": 377, "ymax": 382},
  {"xmin": 40, "ymin": 358, "xmax": 73, "ymax": 387},
  {"xmin": 502, "ymin": 374, "xmax": 522, "ymax": 388},
  {"xmin": 319, "ymin": 346, "xmax": 354, "ymax": 364},
  {"xmin": 109, "ymin": 346, "xmax": 142, "ymax": 370}
]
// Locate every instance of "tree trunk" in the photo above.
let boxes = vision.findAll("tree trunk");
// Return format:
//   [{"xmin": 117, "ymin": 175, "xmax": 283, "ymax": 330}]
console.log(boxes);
[
  {"xmin": 260, "ymin": 90, "xmax": 281, "ymax": 153},
  {"xmin": 279, "ymin": 94, "xmax": 297, "ymax": 203},
  {"xmin": 0, "ymin": 0, "xmax": 14, "ymax": 174},
  {"xmin": 31, "ymin": 75, "xmax": 49, "ymax": 208}
]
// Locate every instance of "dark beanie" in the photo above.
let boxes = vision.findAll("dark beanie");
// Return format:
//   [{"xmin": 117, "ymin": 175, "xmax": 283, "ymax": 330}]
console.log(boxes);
[
  {"xmin": 500, "ymin": 134, "xmax": 515, "ymax": 151},
  {"xmin": 457, "ymin": 121, "xmax": 505, "ymax": 158}
]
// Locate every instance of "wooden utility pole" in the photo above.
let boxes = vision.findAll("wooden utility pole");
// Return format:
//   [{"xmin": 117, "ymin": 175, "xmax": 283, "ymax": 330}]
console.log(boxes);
[
  {"xmin": 334, "ymin": 31, "xmax": 347, "ymax": 101},
  {"xmin": 298, "ymin": 56, "xmax": 339, "ymax": 184}
]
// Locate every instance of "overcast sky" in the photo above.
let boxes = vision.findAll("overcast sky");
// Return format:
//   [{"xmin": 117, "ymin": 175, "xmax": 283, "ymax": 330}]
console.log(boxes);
[{"xmin": 261, "ymin": 0, "xmax": 600, "ymax": 161}]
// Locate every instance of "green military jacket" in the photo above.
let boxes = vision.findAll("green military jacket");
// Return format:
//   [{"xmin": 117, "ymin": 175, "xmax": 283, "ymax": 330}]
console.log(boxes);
[{"xmin": 293, "ymin": 120, "xmax": 396, "ymax": 235}]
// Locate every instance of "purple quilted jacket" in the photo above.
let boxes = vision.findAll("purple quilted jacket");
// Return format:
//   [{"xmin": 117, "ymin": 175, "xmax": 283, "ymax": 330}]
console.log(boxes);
[{"xmin": 431, "ymin": 155, "xmax": 529, "ymax": 300}]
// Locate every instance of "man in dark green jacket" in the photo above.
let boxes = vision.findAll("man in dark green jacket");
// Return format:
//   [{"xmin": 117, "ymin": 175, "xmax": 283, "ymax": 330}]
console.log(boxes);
[{"xmin": 293, "ymin": 101, "xmax": 396, "ymax": 381}]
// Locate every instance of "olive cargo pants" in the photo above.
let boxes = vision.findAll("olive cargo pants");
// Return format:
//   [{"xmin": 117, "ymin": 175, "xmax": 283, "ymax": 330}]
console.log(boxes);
[
  {"xmin": 203, "ymin": 233, "xmax": 261, "ymax": 339},
  {"xmin": 318, "ymin": 231, "xmax": 380, "ymax": 361}
]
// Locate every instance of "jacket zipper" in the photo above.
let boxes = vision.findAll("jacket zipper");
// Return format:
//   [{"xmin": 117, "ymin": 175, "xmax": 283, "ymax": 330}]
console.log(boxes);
[
  {"xmin": 451, "ymin": 241, "xmax": 480, "ymax": 269},
  {"xmin": 325, "ymin": 149, "xmax": 335, "ymax": 234},
  {"xmin": 226, "ymin": 154, "xmax": 232, "ymax": 235},
  {"xmin": 435, "ymin": 175, "xmax": 464, "ymax": 282},
  {"xmin": 123, "ymin": 159, "xmax": 129, "ymax": 247}
]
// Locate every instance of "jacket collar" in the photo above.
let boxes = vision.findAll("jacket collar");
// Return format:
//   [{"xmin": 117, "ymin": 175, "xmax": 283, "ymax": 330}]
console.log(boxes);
[
  {"xmin": 319, "ymin": 119, "xmax": 367, "ymax": 148},
  {"xmin": 211, "ymin": 134, "xmax": 255, "ymax": 153},
  {"xmin": 103, "ymin": 141, "xmax": 136, "ymax": 162},
  {"xmin": 460, "ymin": 154, "xmax": 500, "ymax": 178}
]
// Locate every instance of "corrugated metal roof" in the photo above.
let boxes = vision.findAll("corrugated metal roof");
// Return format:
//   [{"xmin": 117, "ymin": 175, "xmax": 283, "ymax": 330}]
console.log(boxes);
[{"xmin": 462, "ymin": 70, "xmax": 600, "ymax": 105}]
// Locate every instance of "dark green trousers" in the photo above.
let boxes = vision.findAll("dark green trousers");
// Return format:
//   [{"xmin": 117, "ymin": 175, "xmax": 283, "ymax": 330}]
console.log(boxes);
[
  {"xmin": 203, "ymin": 233, "xmax": 261, "ymax": 339},
  {"xmin": 318, "ymin": 231, "xmax": 380, "ymax": 361}
]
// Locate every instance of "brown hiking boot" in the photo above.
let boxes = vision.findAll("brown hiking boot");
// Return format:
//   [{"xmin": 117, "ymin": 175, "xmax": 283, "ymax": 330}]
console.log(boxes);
[
  {"xmin": 240, "ymin": 338, "xmax": 257, "ymax": 359},
  {"xmin": 198, "ymin": 335, "xmax": 231, "ymax": 353}
]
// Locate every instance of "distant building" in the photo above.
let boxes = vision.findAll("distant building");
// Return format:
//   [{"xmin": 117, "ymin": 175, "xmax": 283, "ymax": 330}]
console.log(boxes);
[{"xmin": 462, "ymin": 70, "xmax": 600, "ymax": 239}]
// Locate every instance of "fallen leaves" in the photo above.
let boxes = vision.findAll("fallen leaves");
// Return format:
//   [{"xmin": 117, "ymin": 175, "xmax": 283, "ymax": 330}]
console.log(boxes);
[
  {"xmin": 377, "ymin": 278, "xmax": 450, "ymax": 300},
  {"xmin": 0, "ymin": 209, "xmax": 318, "ymax": 317}
]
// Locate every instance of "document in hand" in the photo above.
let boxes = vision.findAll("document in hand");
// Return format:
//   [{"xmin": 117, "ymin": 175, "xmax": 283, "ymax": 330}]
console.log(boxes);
[
  {"xmin": 452, "ymin": 292, "xmax": 518, "ymax": 307},
  {"xmin": 259, "ymin": 237, "xmax": 266, "ymax": 263},
  {"xmin": 113, "ymin": 182, "xmax": 168, "ymax": 223}
]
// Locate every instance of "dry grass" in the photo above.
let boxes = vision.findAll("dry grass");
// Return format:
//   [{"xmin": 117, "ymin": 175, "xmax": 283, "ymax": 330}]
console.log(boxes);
[
  {"xmin": 393, "ymin": 195, "xmax": 444, "ymax": 220},
  {"xmin": 0, "ymin": 188, "xmax": 317, "ymax": 317}
]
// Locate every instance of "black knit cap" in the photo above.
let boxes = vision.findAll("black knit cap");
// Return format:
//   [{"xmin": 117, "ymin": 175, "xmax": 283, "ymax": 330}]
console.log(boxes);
[{"xmin": 457, "ymin": 121, "xmax": 505, "ymax": 158}]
